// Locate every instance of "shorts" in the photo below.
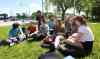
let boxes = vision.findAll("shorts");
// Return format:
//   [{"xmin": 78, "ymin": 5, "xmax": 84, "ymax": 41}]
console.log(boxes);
[{"xmin": 82, "ymin": 41, "xmax": 93, "ymax": 52}]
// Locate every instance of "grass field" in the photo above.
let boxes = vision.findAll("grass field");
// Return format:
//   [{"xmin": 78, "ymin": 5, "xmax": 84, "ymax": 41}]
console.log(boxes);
[{"xmin": 0, "ymin": 23, "xmax": 100, "ymax": 59}]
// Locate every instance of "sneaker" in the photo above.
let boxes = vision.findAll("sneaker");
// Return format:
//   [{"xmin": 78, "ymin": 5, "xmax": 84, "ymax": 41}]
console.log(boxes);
[
  {"xmin": 64, "ymin": 55, "xmax": 75, "ymax": 59},
  {"xmin": 10, "ymin": 43, "xmax": 14, "ymax": 46}
]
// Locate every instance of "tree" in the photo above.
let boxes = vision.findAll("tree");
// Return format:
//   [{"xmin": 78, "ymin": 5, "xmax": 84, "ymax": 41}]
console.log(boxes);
[
  {"xmin": 16, "ymin": 13, "xmax": 27, "ymax": 20},
  {"xmin": 91, "ymin": 0, "xmax": 100, "ymax": 21},
  {"xmin": 83, "ymin": 0, "xmax": 93, "ymax": 18},
  {"xmin": 31, "ymin": 12, "xmax": 36, "ymax": 20},
  {"xmin": 75, "ymin": 0, "xmax": 93, "ymax": 18},
  {"xmin": 44, "ymin": 0, "xmax": 49, "ymax": 15},
  {"xmin": 16, "ymin": 13, "xmax": 21, "ymax": 19},
  {"xmin": 48, "ymin": 0, "xmax": 73, "ymax": 20},
  {"xmin": 0, "ymin": 13, "xmax": 8, "ymax": 21},
  {"xmin": 74, "ymin": 0, "xmax": 83, "ymax": 14},
  {"xmin": 21, "ymin": 13, "xmax": 27, "ymax": 19}
]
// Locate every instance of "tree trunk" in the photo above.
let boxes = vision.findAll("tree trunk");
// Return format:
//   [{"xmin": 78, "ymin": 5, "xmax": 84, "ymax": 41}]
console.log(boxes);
[
  {"xmin": 62, "ymin": 10, "xmax": 66, "ymax": 20},
  {"xmin": 78, "ymin": 10, "xmax": 81, "ymax": 15},
  {"xmin": 86, "ymin": 10, "xmax": 89, "ymax": 19}
]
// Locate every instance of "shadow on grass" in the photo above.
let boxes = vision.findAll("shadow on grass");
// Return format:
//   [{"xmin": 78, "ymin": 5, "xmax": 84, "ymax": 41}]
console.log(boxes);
[
  {"xmin": 0, "ymin": 40, "xmax": 9, "ymax": 46},
  {"xmin": 38, "ymin": 51, "xmax": 63, "ymax": 59}
]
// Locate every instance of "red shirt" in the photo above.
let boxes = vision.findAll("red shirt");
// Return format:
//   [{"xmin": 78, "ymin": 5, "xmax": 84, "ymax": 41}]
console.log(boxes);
[{"xmin": 27, "ymin": 25, "xmax": 36, "ymax": 34}]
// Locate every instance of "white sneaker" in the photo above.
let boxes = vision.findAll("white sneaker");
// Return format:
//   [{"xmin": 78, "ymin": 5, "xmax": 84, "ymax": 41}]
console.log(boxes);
[
  {"xmin": 64, "ymin": 55, "xmax": 75, "ymax": 59},
  {"xmin": 10, "ymin": 43, "xmax": 14, "ymax": 46}
]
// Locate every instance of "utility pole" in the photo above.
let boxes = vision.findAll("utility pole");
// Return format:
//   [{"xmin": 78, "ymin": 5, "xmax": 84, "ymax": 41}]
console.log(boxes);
[
  {"xmin": 74, "ymin": 0, "xmax": 76, "ymax": 15},
  {"xmin": 42, "ymin": 0, "xmax": 44, "ymax": 12}
]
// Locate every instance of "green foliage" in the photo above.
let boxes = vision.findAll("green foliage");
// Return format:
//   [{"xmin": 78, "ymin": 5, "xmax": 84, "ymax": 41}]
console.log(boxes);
[
  {"xmin": 31, "ymin": 12, "xmax": 36, "ymax": 20},
  {"xmin": 44, "ymin": 12, "xmax": 54, "ymax": 18},
  {"xmin": 44, "ymin": 0, "xmax": 49, "ymax": 13},
  {"xmin": 91, "ymin": 0, "xmax": 100, "ymax": 21},
  {"xmin": 16, "ymin": 13, "xmax": 27, "ymax": 20},
  {"xmin": 46, "ymin": 0, "xmax": 94, "ymax": 19},
  {"xmin": 21, "ymin": 13, "xmax": 27, "ymax": 19},
  {"xmin": 16, "ymin": 13, "xmax": 21, "ymax": 19},
  {"xmin": 74, "ymin": 0, "xmax": 93, "ymax": 18},
  {"xmin": 48, "ymin": 0, "xmax": 74, "ymax": 20}
]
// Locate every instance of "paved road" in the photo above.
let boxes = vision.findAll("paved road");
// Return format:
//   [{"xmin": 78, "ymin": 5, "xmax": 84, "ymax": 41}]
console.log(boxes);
[{"xmin": 0, "ymin": 20, "xmax": 33, "ymax": 27}]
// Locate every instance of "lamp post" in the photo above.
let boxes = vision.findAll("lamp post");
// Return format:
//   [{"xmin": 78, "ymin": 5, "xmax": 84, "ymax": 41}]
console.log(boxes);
[
  {"xmin": 74, "ymin": 0, "xmax": 76, "ymax": 15},
  {"xmin": 42, "ymin": 0, "xmax": 44, "ymax": 12}
]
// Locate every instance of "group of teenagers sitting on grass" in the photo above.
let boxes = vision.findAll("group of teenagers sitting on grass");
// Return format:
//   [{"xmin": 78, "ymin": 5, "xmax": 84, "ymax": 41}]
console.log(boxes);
[{"xmin": 1, "ymin": 10, "xmax": 94, "ymax": 59}]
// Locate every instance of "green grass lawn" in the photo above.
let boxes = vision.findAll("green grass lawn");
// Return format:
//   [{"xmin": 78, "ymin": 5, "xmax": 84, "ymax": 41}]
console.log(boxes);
[
  {"xmin": 0, "ymin": 26, "xmax": 47, "ymax": 59},
  {"xmin": 0, "ymin": 23, "xmax": 100, "ymax": 59}
]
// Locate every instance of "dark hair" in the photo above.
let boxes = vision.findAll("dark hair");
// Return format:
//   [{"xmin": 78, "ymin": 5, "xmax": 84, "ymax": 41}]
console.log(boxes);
[
  {"xmin": 73, "ymin": 16, "xmax": 87, "ymax": 26},
  {"xmin": 37, "ymin": 10, "xmax": 41, "ymax": 13},
  {"xmin": 12, "ymin": 23, "xmax": 20, "ymax": 29}
]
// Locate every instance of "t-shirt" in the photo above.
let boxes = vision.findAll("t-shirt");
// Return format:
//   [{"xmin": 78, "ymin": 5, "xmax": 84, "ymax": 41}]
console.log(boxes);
[
  {"xmin": 78, "ymin": 25, "xmax": 94, "ymax": 42},
  {"xmin": 39, "ymin": 24, "xmax": 49, "ymax": 35},
  {"xmin": 27, "ymin": 25, "xmax": 36, "ymax": 34},
  {"xmin": 48, "ymin": 20, "xmax": 55, "ymax": 30},
  {"xmin": 9, "ymin": 28, "xmax": 20, "ymax": 37},
  {"xmin": 36, "ymin": 15, "xmax": 45, "ymax": 25}
]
